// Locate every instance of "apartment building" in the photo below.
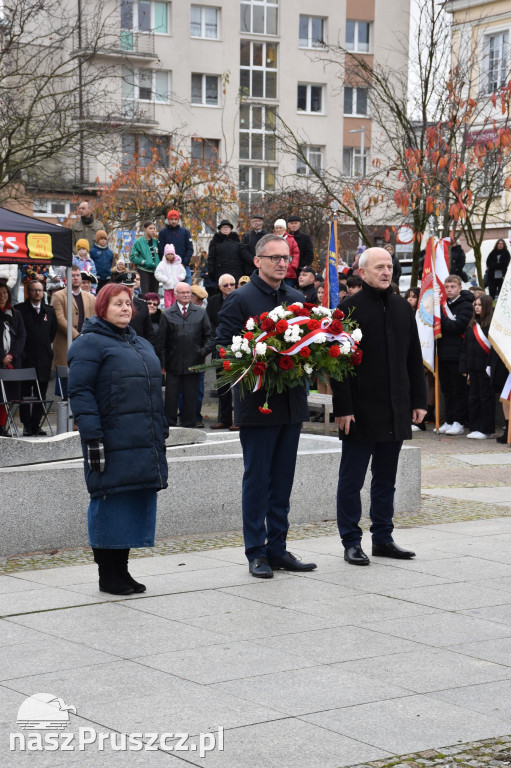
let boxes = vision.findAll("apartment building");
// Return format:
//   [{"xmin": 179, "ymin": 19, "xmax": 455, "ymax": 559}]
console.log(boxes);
[{"xmin": 33, "ymin": 0, "xmax": 410, "ymax": 245}]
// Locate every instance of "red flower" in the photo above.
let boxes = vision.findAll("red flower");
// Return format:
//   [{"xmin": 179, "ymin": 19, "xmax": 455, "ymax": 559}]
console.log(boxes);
[
  {"xmin": 333, "ymin": 309, "xmax": 344, "ymax": 320},
  {"xmin": 275, "ymin": 319, "xmax": 289, "ymax": 333},
  {"xmin": 307, "ymin": 318, "xmax": 321, "ymax": 331},
  {"xmin": 223, "ymin": 360, "xmax": 231, "ymax": 370},
  {"xmin": 253, "ymin": 361, "xmax": 267, "ymax": 376},
  {"xmin": 261, "ymin": 317, "xmax": 275, "ymax": 332},
  {"xmin": 304, "ymin": 302, "xmax": 315, "ymax": 310},
  {"xmin": 279, "ymin": 356, "xmax": 294, "ymax": 370},
  {"xmin": 219, "ymin": 348, "xmax": 227, "ymax": 359},
  {"xmin": 329, "ymin": 345, "xmax": 341, "ymax": 358},
  {"xmin": 258, "ymin": 404, "xmax": 272, "ymax": 414},
  {"xmin": 287, "ymin": 304, "xmax": 301, "ymax": 313},
  {"xmin": 329, "ymin": 320, "xmax": 343, "ymax": 334},
  {"xmin": 300, "ymin": 307, "xmax": 311, "ymax": 317},
  {"xmin": 243, "ymin": 331, "xmax": 254, "ymax": 340},
  {"xmin": 299, "ymin": 347, "xmax": 311, "ymax": 358},
  {"xmin": 260, "ymin": 312, "xmax": 269, "ymax": 320},
  {"xmin": 351, "ymin": 349, "xmax": 363, "ymax": 366}
]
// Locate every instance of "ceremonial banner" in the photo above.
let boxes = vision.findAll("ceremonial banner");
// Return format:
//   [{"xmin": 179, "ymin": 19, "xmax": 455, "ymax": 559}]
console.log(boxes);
[
  {"xmin": 489, "ymin": 262, "xmax": 511, "ymax": 371},
  {"xmin": 416, "ymin": 237, "xmax": 450, "ymax": 372},
  {"xmin": 323, "ymin": 221, "xmax": 339, "ymax": 309}
]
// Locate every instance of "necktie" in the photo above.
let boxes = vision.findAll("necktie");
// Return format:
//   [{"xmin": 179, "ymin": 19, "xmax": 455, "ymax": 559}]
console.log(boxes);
[{"xmin": 182, "ymin": 306, "xmax": 187, "ymax": 318}]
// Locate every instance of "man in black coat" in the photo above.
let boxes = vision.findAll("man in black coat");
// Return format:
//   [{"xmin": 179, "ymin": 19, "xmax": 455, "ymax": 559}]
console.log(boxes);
[
  {"xmin": 240, "ymin": 214, "xmax": 267, "ymax": 271},
  {"xmin": 287, "ymin": 215, "xmax": 314, "ymax": 270},
  {"xmin": 207, "ymin": 220, "xmax": 250, "ymax": 285},
  {"xmin": 207, "ymin": 273, "xmax": 237, "ymax": 430},
  {"xmin": 15, "ymin": 280, "xmax": 57, "ymax": 436},
  {"xmin": 157, "ymin": 282, "xmax": 214, "ymax": 427},
  {"xmin": 216, "ymin": 234, "xmax": 317, "ymax": 579},
  {"xmin": 331, "ymin": 248, "xmax": 427, "ymax": 566}
]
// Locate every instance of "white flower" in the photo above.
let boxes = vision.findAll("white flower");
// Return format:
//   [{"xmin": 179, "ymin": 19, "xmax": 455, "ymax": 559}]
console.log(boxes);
[
  {"xmin": 352, "ymin": 328, "xmax": 362, "ymax": 342},
  {"xmin": 255, "ymin": 342, "xmax": 267, "ymax": 356},
  {"xmin": 268, "ymin": 306, "xmax": 287, "ymax": 321},
  {"xmin": 241, "ymin": 339, "xmax": 251, "ymax": 354},
  {"xmin": 231, "ymin": 335, "xmax": 242, "ymax": 351},
  {"xmin": 314, "ymin": 306, "xmax": 332, "ymax": 317},
  {"xmin": 312, "ymin": 332, "xmax": 326, "ymax": 344},
  {"xmin": 234, "ymin": 351, "xmax": 243, "ymax": 358},
  {"xmin": 340, "ymin": 341, "xmax": 351, "ymax": 355},
  {"xmin": 245, "ymin": 318, "xmax": 255, "ymax": 331},
  {"xmin": 304, "ymin": 363, "xmax": 313, "ymax": 375},
  {"xmin": 292, "ymin": 302, "xmax": 303, "ymax": 308},
  {"xmin": 284, "ymin": 326, "xmax": 301, "ymax": 343}
]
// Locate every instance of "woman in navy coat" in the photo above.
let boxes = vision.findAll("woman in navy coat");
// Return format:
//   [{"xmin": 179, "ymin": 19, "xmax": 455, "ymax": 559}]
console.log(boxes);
[{"xmin": 68, "ymin": 283, "xmax": 168, "ymax": 595}]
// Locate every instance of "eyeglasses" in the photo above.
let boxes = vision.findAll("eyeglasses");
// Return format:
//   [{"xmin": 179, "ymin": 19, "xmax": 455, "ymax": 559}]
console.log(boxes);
[
  {"xmin": 221, "ymin": 283, "xmax": 235, "ymax": 287},
  {"xmin": 259, "ymin": 254, "xmax": 292, "ymax": 264},
  {"xmin": 29, "ymin": 288, "xmax": 44, "ymax": 293}
]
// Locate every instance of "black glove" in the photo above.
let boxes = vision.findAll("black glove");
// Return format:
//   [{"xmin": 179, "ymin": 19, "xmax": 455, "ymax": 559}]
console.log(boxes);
[{"xmin": 86, "ymin": 440, "xmax": 105, "ymax": 472}]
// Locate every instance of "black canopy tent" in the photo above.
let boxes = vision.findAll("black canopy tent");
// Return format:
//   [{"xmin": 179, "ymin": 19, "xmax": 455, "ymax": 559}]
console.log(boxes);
[{"xmin": 0, "ymin": 206, "xmax": 72, "ymax": 267}]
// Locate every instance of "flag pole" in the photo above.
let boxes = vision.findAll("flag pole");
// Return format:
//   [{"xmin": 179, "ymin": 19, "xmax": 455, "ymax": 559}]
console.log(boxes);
[{"xmin": 434, "ymin": 347, "xmax": 440, "ymax": 433}]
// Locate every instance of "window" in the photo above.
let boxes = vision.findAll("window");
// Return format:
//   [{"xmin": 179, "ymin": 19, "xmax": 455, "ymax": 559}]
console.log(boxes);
[
  {"xmin": 299, "ymin": 15, "xmax": 325, "ymax": 48},
  {"xmin": 239, "ymin": 104, "xmax": 276, "ymax": 161},
  {"xmin": 483, "ymin": 31, "xmax": 509, "ymax": 93},
  {"xmin": 240, "ymin": 41, "xmax": 277, "ymax": 99},
  {"xmin": 191, "ymin": 74, "xmax": 219, "ymax": 105},
  {"xmin": 346, "ymin": 20, "xmax": 370, "ymax": 53},
  {"xmin": 191, "ymin": 138, "xmax": 220, "ymax": 164},
  {"xmin": 297, "ymin": 145, "xmax": 323, "ymax": 175},
  {"xmin": 122, "ymin": 134, "xmax": 170, "ymax": 169},
  {"xmin": 190, "ymin": 5, "xmax": 219, "ymax": 39},
  {"xmin": 122, "ymin": 68, "xmax": 170, "ymax": 103},
  {"xmin": 121, "ymin": 0, "xmax": 169, "ymax": 34},
  {"xmin": 33, "ymin": 200, "xmax": 72, "ymax": 217},
  {"xmin": 240, "ymin": 0, "xmax": 278, "ymax": 36},
  {"xmin": 297, "ymin": 83, "xmax": 323, "ymax": 113},
  {"xmin": 239, "ymin": 165, "xmax": 276, "ymax": 206},
  {"xmin": 343, "ymin": 146, "xmax": 367, "ymax": 177},
  {"xmin": 344, "ymin": 86, "xmax": 368, "ymax": 116}
]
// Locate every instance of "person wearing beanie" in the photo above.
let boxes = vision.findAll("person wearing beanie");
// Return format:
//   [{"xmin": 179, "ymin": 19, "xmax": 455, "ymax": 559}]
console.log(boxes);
[
  {"xmin": 130, "ymin": 221, "xmax": 161, "ymax": 295},
  {"xmin": 154, "ymin": 243, "xmax": 186, "ymax": 307},
  {"xmin": 207, "ymin": 220, "xmax": 249, "ymax": 289},
  {"xmin": 90, "ymin": 230, "xmax": 114, "ymax": 291},
  {"xmin": 287, "ymin": 215, "xmax": 314, "ymax": 270},
  {"xmin": 273, "ymin": 220, "xmax": 300, "ymax": 286},
  {"xmin": 73, "ymin": 239, "xmax": 97, "ymax": 281},
  {"xmin": 70, "ymin": 200, "xmax": 105, "ymax": 251},
  {"xmin": 157, "ymin": 210, "xmax": 194, "ymax": 285}
]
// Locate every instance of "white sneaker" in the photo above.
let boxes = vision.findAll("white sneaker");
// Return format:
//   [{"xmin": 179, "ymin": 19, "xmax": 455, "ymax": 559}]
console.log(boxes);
[
  {"xmin": 411, "ymin": 424, "xmax": 420, "ymax": 431},
  {"xmin": 437, "ymin": 422, "xmax": 452, "ymax": 434},
  {"xmin": 445, "ymin": 422, "xmax": 464, "ymax": 435},
  {"xmin": 467, "ymin": 431, "xmax": 486, "ymax": 439}
]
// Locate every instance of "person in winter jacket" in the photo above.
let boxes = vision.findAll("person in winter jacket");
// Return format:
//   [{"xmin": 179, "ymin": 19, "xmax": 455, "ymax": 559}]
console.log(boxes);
[
  {"xmin": 130, "ymin": 221, "xmax": 160, "ymax": 295},
  {"xmin": 459, "ymin": 294, "xmax": 495, "ymax": 439},
  {"xmin": 332, "ymin": 248, "xmax": 427, "ymax": 566},
  {"xmin": 437, "ymin": 275, "xmax": 474, "ymax": 435},
  {"xmin": 383, "ymin": 244, "xmax": 402, "ymax": 286},
  {"xmin": 208, "ymin": 220, "xmax": 249, "ymax": 286},
  {"xmin": 0, "ymin": 263, "xmax": 19, "ymax": 290},
  {"xmin": 157, "ymin": 210, "xmax": 193, "ymax": 284},
  {"xmin": 287, "ymin": 215, "xmax": 314, "ymax": 269},
  {"xmin": 486, "ymin": 238, "xmax": 510, "ymax": 298},
  {"xmin": 273, "ymin": 220, "xmax": 300, "ymax": 285},
  {"xmin": 450, "ymin": 242, "xmax": 468, "ymax": 281},
  {"xmin": 0, "ymin": 281, "xmax": 26, "ymax": 436},
  {"xmin": 240, "ymin": 214, "xmax": 267, "ymax": 271},
  {"xmin": 68, "ymin": 282, "xmax": 168, "ymax": 596},
  {"xmin": 90, "ymin": 230, "xmax": 114, "ymax": 290},
  {"xmin": 154, "ymin": 244, "xmax": 186, "ymax": 307},
  {"xmin": 72, "ymin": 239, "xmax": 97, "ymax": 279}
]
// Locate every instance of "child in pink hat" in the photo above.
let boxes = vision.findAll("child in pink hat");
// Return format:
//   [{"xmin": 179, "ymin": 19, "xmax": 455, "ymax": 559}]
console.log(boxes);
[{"xmin": 154, "ymin": 244, "xmax": 186, "ymax": 307}]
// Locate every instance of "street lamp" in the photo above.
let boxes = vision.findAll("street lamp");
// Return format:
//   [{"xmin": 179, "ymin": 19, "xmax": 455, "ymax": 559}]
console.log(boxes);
[{"xmin": 349, "ymin": 126, "xmax": 365, "ymax": 177}]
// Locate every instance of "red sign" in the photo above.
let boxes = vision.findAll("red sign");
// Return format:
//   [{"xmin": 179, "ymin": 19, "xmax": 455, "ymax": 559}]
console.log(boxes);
[
  {"xmin": 466, "ymin": 129, "xmax": 499, "ymax": 148},
  {"xmin": 0, "ymin": 232, "xmax": 28, "ymax": 261}
]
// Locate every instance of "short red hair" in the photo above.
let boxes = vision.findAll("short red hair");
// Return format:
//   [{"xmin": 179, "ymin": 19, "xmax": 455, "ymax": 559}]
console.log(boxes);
[{"xmin": 94, "ymin": 283, "xmax": 136, "ymax": 320}]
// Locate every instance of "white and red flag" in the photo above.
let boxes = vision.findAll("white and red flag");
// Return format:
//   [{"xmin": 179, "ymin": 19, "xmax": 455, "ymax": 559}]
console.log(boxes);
[{"xmin": 416, "ymin": 237, "xmax": 450, "ymax": 372}]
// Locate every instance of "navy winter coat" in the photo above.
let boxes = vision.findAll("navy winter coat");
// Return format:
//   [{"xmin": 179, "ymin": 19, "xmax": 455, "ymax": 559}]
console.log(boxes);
[
  {"xmin": 68, "ymin": 316, "xmax": 168, "ymax": 498},
  {"xmin": 215, "ymin": 271, "xmax": 309, "ymax": 426},
  {"xmin": 157, "ymin": 224, "xmax": 193, "ymax": 265},
  {"xmin": 89, "ymin": 244, "xmax": 114, "ymax": 280}
]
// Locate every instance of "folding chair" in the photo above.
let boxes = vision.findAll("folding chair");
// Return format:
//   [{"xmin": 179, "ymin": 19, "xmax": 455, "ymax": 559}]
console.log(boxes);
[
  {"xmin": 0, "ymin": 368, "xmax": 54, "ymax": 438},
  {"xmin": 56, "ymin": 365, "xmax": 69, "ymax": 400}
]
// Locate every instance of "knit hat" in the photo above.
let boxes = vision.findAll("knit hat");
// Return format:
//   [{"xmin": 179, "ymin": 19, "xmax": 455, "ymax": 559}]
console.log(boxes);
[
  {"xmin": 167, "ymin": 209, "xmax": 180, "ymax": 219},
  {"xmin": 164, "ymin": 244, "xmax": 176, "ymax": 256},
  {"xmin": 75, "ymin": 238, "xmax": 90, "ymax": 252},
  {"xmin": 191, "ymin": 284, "xmax": 208, "ymax": 299},
  {"xmin": 274, "ymin": 219, "xmax": 287, "ymax": 229},
  {"xmin": 144, "ymin": 292, "xmax": 160, "ymax": 303},
  {"xmin": 95, "ymin": 230, "xmax": 108, "ymax": 243}
]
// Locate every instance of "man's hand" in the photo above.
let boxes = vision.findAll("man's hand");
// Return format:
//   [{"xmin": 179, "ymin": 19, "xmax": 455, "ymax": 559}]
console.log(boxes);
[
  {"xmin": 335, "ymin": 415, "xmax": 355, "ymax": 434},
  {"xmin": 86, "ymin": 440, "xmax": 105, "ymax": 472},
  {"xmin": 412, "ymin": 409, "xmax": 427, "ymax": 425}
]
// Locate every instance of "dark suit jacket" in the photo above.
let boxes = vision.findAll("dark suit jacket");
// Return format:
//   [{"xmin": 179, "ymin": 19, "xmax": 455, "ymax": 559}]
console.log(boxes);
[
  {"xmin": 156, "ymin": 303, "xmax": 214, "ymax": 374},
  {"xmin": 15, "ymin": 299, "xmax": 57, "ymax": 381}
]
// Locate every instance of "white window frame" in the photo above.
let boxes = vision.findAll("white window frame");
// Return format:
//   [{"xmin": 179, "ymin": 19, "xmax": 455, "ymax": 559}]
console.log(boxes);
[
  {"xmin": 344, "ymin": 86, "xmax": 368, "ymax": 117},
  {"xmin": 239, "ymin": 103, "xmax": 277, "ymax": 162},
  {"xmin": 343, "ymin": 146, "xmax": 367, "ymax": 177},
  {"xmin": 482, "ymin": 29, "xmax": 509, "ymax": 94},
  {"xmin": 297, "ymin": 145, "xmax": 324, "ymax": 175},
  {"xmin": 240, "ymin": 0, "xmax": 278, "ymax": 36},
  {"xmin": 299, "ymin": 15, "xmax": 325, "ymax": 49},
  {"xmin": 121, "ymin": 1, "xmax": 170, "ymax": 35},
  {"xmin": 191, "ymin": 73, "xmax": 220, "ymax": 106},
  {"xmin": 33, "ymin": 199, "xmax": 73, "ymax": 217},
  {"xmin": 297, "ymin": 83, "xmax": 324, "ymax": 114},
  {"xmin": 239, "ymin": 164, "xmax": 277, "ymax": 206},
  {"xmin": 190, "ymin": 5, "xmax": 220, "ymax": 39},
  {"xmin": 123, "ymin": 68, "xmax": 171, "ymax": 103},
  {"xmin": 345, "ymin": 20, "xmax": 370, "ymax": 53},
  {"xmin": 240, "ymin": 40, "xmax": 278, "ymax": 99}
]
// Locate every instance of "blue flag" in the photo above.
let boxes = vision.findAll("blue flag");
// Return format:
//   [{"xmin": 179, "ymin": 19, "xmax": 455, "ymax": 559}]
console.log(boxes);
[{"xmin": 327, "ymin": 222, "xmax": 339, "ymax": 309}]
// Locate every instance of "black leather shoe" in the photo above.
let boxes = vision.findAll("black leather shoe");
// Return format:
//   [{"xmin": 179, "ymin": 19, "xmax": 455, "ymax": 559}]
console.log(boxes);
[
  {"xmin": 268, "ymin": 552, "xmax": 317, "ymax": 571},
  {"xmin": 22, "ymin": 427, "xmax": 33, "ymax": 437},
  {"xmin": 33, "ymin": 427, "xmax": 47, "ymax": 436},
  {"xmin": 249, "ymin": 557, "xmax": 273, "ymax": 578},
  {"xmin": 372, "ymin": 541, "xmax": 415, "ymax": 559},
  {"xmin": 344, "ymin": 546, "xmax": 370, "ymax": 565}
]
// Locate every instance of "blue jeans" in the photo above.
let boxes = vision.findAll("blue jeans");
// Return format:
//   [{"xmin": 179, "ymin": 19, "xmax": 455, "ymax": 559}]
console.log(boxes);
[
  {"xmin": 337, "ymin": 440, "xmax": 402, "ymax": 548},
  {"xmin": 239, "ymin": 423, "xmax": 302, "ymax": 562},
  {"xmin": 184, "ymin": 265, "xmax": 192, "ymax": 285}
]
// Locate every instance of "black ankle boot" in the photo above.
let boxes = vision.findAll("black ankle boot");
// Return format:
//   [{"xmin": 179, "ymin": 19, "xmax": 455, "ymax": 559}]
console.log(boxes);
[
  {"xmin": 496, "ymin": 422, "xmax": 509, "ymax": 444},
  {"xmin": 92, "ymin": 548, "xmax": 135, "ymax": 595},
  {"xmin": 115, "ymin": 549, "xmax": 146, "ymax": 593}
]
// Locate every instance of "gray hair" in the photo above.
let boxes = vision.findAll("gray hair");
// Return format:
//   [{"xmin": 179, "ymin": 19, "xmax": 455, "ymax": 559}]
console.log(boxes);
[
  {"xmin": 255, "ymin": 233, "xmax": 289, "ymax": 258},
  {"xmin": 218, "ymin": 273, "xmax": 235, "ymax": 286},
  {"xmin": 358, "ymin": 252, "xmax": 369, "ymax": 270}
]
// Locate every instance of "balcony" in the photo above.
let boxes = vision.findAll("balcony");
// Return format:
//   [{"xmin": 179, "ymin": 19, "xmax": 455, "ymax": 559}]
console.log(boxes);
[
  {"xmin": 76, "ymin": 29, "xmax": 158, "ymax": 61},
  {"xmin": 82, "ymin": 99, "xmax": 157, "ymax": 128}
]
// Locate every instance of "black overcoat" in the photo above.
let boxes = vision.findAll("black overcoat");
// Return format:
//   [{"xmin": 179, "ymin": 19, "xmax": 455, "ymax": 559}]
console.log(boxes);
[
  {"xmin": 331, "ymin": 281, "xmax": 427, "ymax": 442},
  {"xmin": 157, "ymin": 303, "xmax": 214, "ymax": 374},
  {"xmin": 15, "ymin": 299, "xmax": 57, "ymax": 381}
]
